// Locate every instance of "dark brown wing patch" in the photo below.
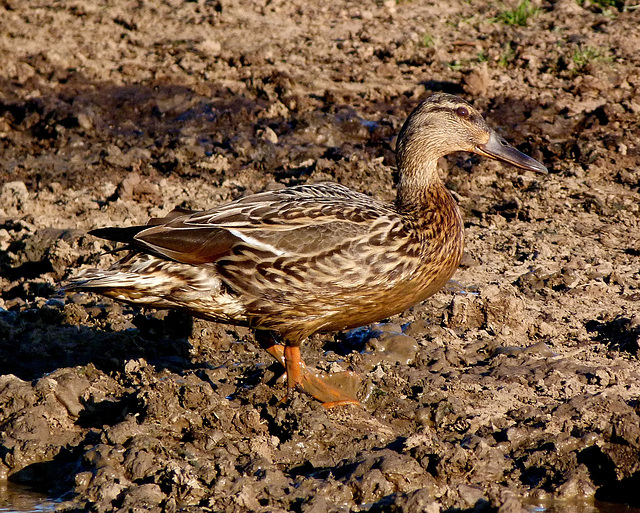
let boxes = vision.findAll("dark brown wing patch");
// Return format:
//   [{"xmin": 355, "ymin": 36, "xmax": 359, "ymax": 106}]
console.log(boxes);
[{"xmin": 134, "ymin": 225, "xmax": 240, "ymax": 264}]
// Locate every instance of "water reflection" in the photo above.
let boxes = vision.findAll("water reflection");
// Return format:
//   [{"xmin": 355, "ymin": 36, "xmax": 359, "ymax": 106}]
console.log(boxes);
[
  {"xmin": 2, "ymin": 480, "xmax": 640, "ymax": 513},
  {"xmin": 527, "ymin": 499, "xmax": 640, "ymax": 513},
  {"xmin": 0, "ymin": 483, "xmax": 57, "ymax": 513}
]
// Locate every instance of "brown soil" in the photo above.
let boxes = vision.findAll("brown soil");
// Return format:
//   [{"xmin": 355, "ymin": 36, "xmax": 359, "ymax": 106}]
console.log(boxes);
[{"xmin": 1, "ymin": 1, "xmax": 640, "ymax": 512}]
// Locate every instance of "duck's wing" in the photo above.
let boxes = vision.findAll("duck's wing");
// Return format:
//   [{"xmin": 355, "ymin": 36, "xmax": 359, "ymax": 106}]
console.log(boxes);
[{"xmin": 112, "ymin": 183, "xmax": 401, "ymax": 266}]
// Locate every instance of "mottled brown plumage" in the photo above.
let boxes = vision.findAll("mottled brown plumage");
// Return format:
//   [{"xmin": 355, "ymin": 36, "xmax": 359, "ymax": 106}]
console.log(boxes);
[{"xmin": 68, "ymin": 93, "xmax": 547, "ymax": 406}]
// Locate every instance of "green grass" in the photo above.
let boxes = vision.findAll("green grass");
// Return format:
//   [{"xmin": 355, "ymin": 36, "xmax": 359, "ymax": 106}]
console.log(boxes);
[
  {"xmin": 571, "ymin": 45, "xmax": 613, "ymax": 71},
  {"xmin": 421, "ymin": 33, "xmax": 435, "ymax": 48},
  {"xmin": 498, "ymin": 42, "xmax": 516, "ymax": 67},
  {"xmin": 447, "ymin": 52, "xmax": 489, "ymax": 71},
  {"xmin": 494, "ymin": 0, "xmax": 541, "ymax": 26}
]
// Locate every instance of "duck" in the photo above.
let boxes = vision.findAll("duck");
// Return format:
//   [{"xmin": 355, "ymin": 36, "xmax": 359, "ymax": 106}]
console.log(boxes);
[{"xmin": 67, "ymin": 93, "xmax": 547, "ymax": 407}]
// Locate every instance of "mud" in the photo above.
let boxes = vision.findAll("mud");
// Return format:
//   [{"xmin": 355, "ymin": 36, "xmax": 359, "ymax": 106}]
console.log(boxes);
[{"xmin": 1, "ymin": 0, "xmax": 640, "ymax": 512}]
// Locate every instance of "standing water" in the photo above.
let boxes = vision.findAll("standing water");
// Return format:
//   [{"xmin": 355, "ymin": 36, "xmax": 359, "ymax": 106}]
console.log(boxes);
[{"xmin": 0, "ymin": 483, "xmax": 57, "ymax": 513}]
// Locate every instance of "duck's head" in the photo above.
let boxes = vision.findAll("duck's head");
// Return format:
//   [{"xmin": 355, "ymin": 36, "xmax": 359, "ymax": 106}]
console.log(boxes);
[{"xmin": 396, "ymin": 93, "xmax": 547, "ymax": 177}]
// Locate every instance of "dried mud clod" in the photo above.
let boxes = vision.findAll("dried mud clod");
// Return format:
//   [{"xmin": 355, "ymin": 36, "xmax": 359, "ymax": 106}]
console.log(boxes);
[{"xmin": 1, "ymin": 0, "xmax": 640, "ymax": 512}]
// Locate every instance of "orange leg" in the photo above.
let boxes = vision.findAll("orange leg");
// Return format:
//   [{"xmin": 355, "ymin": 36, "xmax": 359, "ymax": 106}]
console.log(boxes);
[
  {"xmin": 284, "ymin": 344, "xmax": 304, "ymax": 395},
  {"xmin": 255, "ymin": 332, "xmax": 361, "ymax": 408}
]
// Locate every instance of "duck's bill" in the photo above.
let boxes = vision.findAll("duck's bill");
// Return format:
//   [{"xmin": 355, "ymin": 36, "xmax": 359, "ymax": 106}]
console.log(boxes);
[{"xmin": 475, "ymin": 131, "xmax": 548, "ymax": 174}]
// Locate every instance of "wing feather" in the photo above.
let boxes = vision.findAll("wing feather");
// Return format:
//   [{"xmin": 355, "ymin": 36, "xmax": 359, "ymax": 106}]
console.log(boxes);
[{"xmin": 108, "ymin": 183, "xmax": 400, "ymax": 266}]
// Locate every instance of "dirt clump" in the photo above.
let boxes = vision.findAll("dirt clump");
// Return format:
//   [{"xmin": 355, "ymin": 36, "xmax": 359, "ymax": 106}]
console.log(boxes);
[{"xmin": 1, "ymin": 0, "xmax": 640, "ymax": 512}]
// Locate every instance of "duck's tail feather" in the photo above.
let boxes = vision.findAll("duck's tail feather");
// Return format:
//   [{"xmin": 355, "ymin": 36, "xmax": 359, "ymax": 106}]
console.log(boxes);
[
  {"xmin": 89, "ymin": 207, "xmax": 198, "ymax": 244},
  {"xmin": 89, "ymin": 226, "xmax": 146, "ymax": 244},
  {"xmin": 62, "ymin": 269, "xmax": 139, "ymax": 292}
]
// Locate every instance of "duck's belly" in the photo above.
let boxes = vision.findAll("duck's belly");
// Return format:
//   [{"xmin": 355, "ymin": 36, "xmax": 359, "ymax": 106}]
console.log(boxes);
[
  {"xmin": 245, "ymin": 248, "xmax": 462, "ymax": 340},
  {"xmin": 321, "ymin": 266, "xmax": 457, "ymax": 332}
]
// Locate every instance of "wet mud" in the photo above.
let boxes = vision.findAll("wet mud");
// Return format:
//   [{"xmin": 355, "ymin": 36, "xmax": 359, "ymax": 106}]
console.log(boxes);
[{"xmin": 1, "ymin": 0, "xmax": 640, "ymax": 512}]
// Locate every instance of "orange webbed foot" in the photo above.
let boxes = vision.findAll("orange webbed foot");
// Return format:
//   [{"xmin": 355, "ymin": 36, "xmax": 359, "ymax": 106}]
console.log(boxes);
[{"xmin": 259, "ymin": 338, "xmax": 361, "ymax": 407}]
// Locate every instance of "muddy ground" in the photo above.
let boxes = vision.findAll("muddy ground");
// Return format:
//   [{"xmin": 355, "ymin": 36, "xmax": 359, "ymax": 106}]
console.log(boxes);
[{"xmin": 1, "ymin": 0, "xmax": 640, "ymax": 511}]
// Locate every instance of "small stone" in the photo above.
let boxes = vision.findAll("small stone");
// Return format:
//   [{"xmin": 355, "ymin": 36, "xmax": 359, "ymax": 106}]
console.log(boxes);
[
  {"xmin": 458, "ymin": 483, "xmax": 485, "ymax": 507},
  {"xmin": 74, "ymin": 471, "xmax": 93, "ymax": 491},
  {"xmin": 258, "ymin": 126, "xmax": 278, "ymax": 144},
  {"xmin": 403, "ymin": 319, "xmax": 429, "ymax": 338},
  {"xmin": 523, "ymin": 341, "xmax": 556, "ymax": 357},
  {"xmin": 197, "ymin": 39, "xmax": 222, "ymax": 56},
  {"xmin": 77, "ymin": 112, "xmax": 93, "ymax": 130},
  {"xmin": 120, "ymin": 483, "xmax": 165, "ymax": 507},
  {"xmin": 380, "ymin": 334, "xmax": 419, "ymax": 365},
  {"xmin": 1, "ymin": 181, "xmax": 29, "ymax": 214}
]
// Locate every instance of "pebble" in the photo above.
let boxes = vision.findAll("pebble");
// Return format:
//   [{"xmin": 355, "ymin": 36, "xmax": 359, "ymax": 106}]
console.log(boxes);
[{"xmin": 1, "ymin": 181, "xmax": 29, "ymax": 214}]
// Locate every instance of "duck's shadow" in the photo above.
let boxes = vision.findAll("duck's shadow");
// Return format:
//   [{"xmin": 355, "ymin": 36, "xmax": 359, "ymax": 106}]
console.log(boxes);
[{"xmin": 0, "ymin": 304, "xmax": 206, "ymax": 381}]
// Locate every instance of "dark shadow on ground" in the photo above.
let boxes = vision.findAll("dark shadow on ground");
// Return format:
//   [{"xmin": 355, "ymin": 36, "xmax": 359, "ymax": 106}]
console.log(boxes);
[
  {"xmin": 586, "ymin": 316, "xmax": 640, "ymax": 355},
  {"xmin": 595, "ymin": 468, "xmax": 640, "ymax": 508},
  {"xmin": 0, "ymin": 305, "xmax": 195, "ymax": 380}
]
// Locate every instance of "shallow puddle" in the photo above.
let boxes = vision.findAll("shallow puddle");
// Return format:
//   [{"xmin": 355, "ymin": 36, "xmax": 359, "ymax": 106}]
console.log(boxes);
[
  {"xmin": 0, "ymin": 483, "xmax": 57, "ymax": 513},
  {"xmin": 527, "ymin": 499, "xmax": 640, "ymax": 513}
]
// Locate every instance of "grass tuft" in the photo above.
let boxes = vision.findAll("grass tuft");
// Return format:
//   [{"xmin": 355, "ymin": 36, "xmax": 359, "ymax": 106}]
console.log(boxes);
[
  {"xmin": 494, "ymin": 0, "xmax": 541, "ymax": 26},
  {"xmin": 421, "ymin": 33, "xmax": 435, "ymax": 48},
  {"xmin": 571, "ymin": 45, "xmax": 613, "ymax": 71},
  {"xmin": 498, "ymin": 42, "xmax": 516, "ymax": 67}
]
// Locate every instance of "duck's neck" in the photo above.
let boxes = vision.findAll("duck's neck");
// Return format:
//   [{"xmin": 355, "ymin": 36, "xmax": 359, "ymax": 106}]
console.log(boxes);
[
  {"xmin": 395, "ymin": 158, "xmax": 464, "ymax": 273},
  {"xmin": 395, "ymin": 159, "xmax": 450, "ymax": 214}
]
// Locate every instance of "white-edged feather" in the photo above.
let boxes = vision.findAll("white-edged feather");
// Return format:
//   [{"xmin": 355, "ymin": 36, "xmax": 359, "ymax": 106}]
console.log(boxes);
[{"xmin": 228, "ymin": 229, "xmax": 286, "ymax": 256}]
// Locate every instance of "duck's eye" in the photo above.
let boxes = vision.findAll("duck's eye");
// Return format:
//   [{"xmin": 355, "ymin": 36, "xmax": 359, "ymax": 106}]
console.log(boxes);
[{"xmin": 456, "ymin": 106, "xmax": 470, "ymax": 118}]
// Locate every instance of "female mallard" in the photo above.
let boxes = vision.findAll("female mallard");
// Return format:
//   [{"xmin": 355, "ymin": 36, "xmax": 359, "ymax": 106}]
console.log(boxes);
[{"xmin": 68, "ymin": 93, "xmax": 546, "ymax": 407}]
